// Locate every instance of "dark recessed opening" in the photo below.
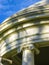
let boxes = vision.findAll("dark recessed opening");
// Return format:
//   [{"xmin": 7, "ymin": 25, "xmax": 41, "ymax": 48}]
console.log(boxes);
[{"xmin": 35, "ymin": 46, "xmax": 49, "ymax": 65}]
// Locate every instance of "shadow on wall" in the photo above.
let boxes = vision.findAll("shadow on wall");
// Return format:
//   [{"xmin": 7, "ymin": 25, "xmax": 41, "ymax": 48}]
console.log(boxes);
[{"xmin": 1, "ymin": 5, "xmax": 49, "ymax": 65}]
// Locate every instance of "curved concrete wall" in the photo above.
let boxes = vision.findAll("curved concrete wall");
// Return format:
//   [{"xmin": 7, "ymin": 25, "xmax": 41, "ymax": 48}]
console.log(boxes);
[{"xmin": 0, "ymin": 3, "xmax": 49, "ymax": 58}]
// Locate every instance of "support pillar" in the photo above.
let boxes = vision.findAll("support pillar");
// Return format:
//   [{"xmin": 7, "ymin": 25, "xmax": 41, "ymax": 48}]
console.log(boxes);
[
  {"xmin": 22, "ymin": 49, "xmax": 34, "ymax": 65},
  {"xmin": 21, "ymin": 43, "xmax": 39, "ymax": 65},
  {"xmin": 0, "ymin": 57, "xmax": 3, "ymax": 65}
]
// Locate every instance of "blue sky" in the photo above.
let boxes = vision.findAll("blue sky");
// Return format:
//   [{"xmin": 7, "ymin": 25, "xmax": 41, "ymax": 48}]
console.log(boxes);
[{"xmin": 0, "ymin": 0, "xmax": 40, "ymax": 23}]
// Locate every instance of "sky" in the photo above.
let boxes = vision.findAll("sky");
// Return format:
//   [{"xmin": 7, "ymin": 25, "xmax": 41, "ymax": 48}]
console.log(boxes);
[{"xmin": 0, "ymin": 0, "xmax": 40, "ymax": 23}]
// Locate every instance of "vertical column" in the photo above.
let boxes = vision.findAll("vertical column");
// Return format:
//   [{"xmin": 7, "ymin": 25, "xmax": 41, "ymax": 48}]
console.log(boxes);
[
  {"xmin": 21, "ymin": 43, "xmax": 39, "ymax": 65},
  {"xmin": 0, "ymin": 57, "xmax": 3, "ymax": 65},
  {"xmin": 22, "ymin": 49, "xmax": 34, "ymax": 65}
]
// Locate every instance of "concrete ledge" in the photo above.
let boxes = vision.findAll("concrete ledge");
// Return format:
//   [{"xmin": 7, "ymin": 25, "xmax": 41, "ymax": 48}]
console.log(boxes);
[{"xmin": 0, "ymin": 3, "xmax": 49, "ymax": 57}]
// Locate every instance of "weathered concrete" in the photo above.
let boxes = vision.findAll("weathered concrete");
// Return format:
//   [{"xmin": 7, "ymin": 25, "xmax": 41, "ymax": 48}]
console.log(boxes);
[
  {"xmin": 22, "ymin": 49, "xmax": 34, "ymax": 65},
  {"xmin": 0, "ymin": 0, "xmax": 49, "ymax": 65}
]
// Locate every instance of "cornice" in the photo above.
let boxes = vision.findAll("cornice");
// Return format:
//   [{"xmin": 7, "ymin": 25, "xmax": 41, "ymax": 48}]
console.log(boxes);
[{"xmin": 0, "ymin": 1, "xmax": 49, "ymax": 57}]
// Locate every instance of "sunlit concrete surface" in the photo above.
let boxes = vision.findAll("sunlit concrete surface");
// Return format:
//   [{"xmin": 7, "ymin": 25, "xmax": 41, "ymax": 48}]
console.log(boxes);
[
  {"xmin": 0, "ymin": 0, "xmax": 49, "ymax": 65},
  {"xmin": 22, "ymin": 49, "xmax": 34, "ymax": 65}
]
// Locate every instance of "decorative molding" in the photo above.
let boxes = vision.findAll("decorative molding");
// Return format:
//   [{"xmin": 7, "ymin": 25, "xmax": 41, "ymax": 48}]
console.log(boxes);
[{"xmin": 0, "ymin": 1, "xmax": 49, "ymax": 59}]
